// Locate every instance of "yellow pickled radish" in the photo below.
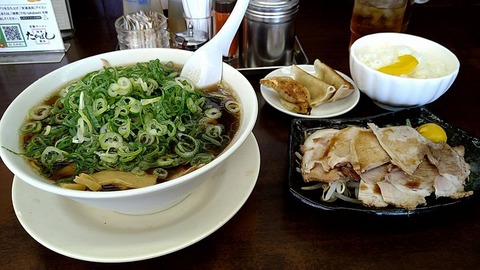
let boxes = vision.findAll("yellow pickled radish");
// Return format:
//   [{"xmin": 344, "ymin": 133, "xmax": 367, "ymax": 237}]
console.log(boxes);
[
  {"xmin": 416, "ymin": 123, "xmax": 447, "ymax": 143},
  {"xmin": 377, "ymin": 54, "xmax": 419, "ymax": 76}
]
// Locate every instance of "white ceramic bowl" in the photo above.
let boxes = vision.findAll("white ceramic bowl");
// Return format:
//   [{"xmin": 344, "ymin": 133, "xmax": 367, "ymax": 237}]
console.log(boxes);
[
  {"xmin": 349, "ymin": 33, "xmax": 460, "ymax": 110},
  {"xmin": 0, "ymin": 48, "xmax": 258, "ymax": 215}
]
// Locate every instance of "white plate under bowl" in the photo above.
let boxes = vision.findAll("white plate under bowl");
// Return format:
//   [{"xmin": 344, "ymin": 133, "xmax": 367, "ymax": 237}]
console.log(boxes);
[
  {"xmin": 12, "ymin": 133, "xmax": 260, "ymax": 263},
  {"xmin": 260, "ymin": 65, "xmax": 360, "ymax": 118}
]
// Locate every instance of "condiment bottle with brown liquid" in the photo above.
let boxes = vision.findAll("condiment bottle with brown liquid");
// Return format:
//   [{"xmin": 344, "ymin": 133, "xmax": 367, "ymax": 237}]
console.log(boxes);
[{"xmin": 213, "ymin": 0, "xmax": 239, "ymax": 67}]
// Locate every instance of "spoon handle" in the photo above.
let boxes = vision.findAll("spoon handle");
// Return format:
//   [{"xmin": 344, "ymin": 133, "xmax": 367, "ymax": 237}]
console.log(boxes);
[{"xmin": 209, "ymin": 0, "xmax": 249, "ymax": 56}]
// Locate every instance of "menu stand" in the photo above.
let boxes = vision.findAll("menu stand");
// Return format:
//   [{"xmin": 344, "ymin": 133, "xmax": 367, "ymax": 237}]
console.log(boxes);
[{"xmin": 0, "ymin": 0, "xmax": 70, "ymax": 65}]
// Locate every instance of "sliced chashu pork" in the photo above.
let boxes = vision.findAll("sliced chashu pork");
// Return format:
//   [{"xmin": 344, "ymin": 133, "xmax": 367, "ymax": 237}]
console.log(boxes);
[
  {"xmin": 358, "ymin": 164, "xmax": 390, "ymax": 208},
  {"xmin": 368, "ymin": 123, "xmax": 430, "ymax": 175},
  {"xmin": 385, "ymin": 159, "xmax": 436, "ymax": 196},
  {"xmin": 318, "ymin": 126, "xmax": 361, "ymax": 172},
  {"xmin": 358, "ymin": 159, "xmax": 437, "ymax": 210},
  {"xmin": 359, "ymin": 144, "xmax": 471, "ymax": 210},
  {"xmin": 319, "ymin": 126, "xmax": 390, "ymax": 174},
  {"xmin": 427, "ymin": 143, "xmax": 472, "ymax": 198},
  {"xmin": 376, "ymin": 181, "xmax": 426, "ymax": 210},
  {"xmin": 377, "ymin": 159, "xmax": 437, "ymax": 210},
  {"xmin": 301, "ymin": 129, "xmax": 344, "ymax": 182},
  {"xmin": 353, "ymin": 129, "xmax": 391, "ymax": 173},
  {"xmin": 300, "ymin": 123, "xmax": 472, "ymax": 210},
  {"xmin": 302, "ymin": 126, "xmax": 391, "ymax": 183}
]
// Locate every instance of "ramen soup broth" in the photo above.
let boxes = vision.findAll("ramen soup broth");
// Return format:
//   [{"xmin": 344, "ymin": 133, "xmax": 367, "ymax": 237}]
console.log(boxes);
[{"xmin": 19, "ymin": 60, "xmax": 241, "ymax": 191}]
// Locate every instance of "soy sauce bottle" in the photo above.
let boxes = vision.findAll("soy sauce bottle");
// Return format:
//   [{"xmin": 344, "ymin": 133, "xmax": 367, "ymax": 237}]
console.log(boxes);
[{"xmin": 213, "ymin": 0, "xmax": 239, "ymax": 67}]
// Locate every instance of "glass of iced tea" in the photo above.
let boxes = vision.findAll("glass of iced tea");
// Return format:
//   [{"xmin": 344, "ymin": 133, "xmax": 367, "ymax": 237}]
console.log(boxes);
[
  {"xmin": 349, "ymin": 0, "xmax": 408, "ymax": 46},
  {"xmin": 402, "ymin": 0, "xmax": 430, "ymax": 32}
]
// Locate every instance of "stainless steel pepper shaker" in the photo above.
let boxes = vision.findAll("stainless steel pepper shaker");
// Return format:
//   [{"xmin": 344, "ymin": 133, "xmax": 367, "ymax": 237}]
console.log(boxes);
[{"xmin": 241, "ymin": 0, "xmax": 300, "ymax": 68}]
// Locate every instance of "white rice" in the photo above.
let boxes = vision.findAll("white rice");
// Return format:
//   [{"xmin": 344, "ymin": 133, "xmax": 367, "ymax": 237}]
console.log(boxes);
[{"xmin": 357, "ymin": 45, "xmax": 450, "ymax": 79}]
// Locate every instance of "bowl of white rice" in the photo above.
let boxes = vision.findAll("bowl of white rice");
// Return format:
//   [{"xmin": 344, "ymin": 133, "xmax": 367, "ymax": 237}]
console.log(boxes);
[{"xmin": 349, "ymin": 32, "xmax": 459, "ymax": 110}]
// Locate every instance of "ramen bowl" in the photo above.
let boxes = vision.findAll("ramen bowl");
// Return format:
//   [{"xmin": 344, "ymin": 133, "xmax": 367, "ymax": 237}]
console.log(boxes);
[
  {"xmin": 349, "ymin": 33, "xmax": 459, "ymax": 111},
  {"xmin": 0, "ymin": 48, "xmax": 258, "ymax": 215}
]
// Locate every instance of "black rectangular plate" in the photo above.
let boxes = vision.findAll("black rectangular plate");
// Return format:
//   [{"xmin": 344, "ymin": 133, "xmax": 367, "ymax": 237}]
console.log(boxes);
[{"xmin": 288, "ymin": 107, "xmax": 480, "ymax": 216}]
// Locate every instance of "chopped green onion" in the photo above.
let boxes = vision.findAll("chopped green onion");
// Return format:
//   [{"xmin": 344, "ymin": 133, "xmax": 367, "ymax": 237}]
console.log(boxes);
[
  {"xmin": 190, "ymin": 152, "xmax": 214, "ymax": 165},
  {"xmin": 28, "ymin": 105, "xmax": 52, "ymax": 120},
  {"xmin": 153, "ymin": 167, "xmax": 168, "ymax": 179},
  {"xmin": 21, "ymin": 121, "xmax": 42, "ymax": 134},
  {"xmin": 225, "ymin": 100, "xmax": 240, "ymax": 113},
  {"xmin": 205, "ymin": 108, "xmax": 221, "ymax": 119},
  {"xmin": 18, "ymin": 59, "xmax": 239, "ymax": 183},
  {"xmin": 41, "ymin": 146, "xmax": 67, "ymax": 166},
  {"xmin": 205, "ymin": 125, "xmax": 222, "ymax": 138},
  {"xmin": 118, "ymin": 146, "xmax": 142, "ymax": 162},
  {"xmin": 93, "ymin": 97, "xmax": 108, "ymax": 116},
  {"xmin": 174, "ymin": 133, "xmax": 199, "ymax": 158},
  {"xmin": 96, "ymin": 151, "xmax": 119, "ymax": 164},
  {"xmin": 99, "ymin": 132, "xmax": 123, "ymax": 150}
]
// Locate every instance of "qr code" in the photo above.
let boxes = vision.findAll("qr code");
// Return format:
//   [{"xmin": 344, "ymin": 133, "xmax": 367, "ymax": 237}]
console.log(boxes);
[{"xmin": 1, "ymin": 25, "xmax": 23, "ymax": 42}]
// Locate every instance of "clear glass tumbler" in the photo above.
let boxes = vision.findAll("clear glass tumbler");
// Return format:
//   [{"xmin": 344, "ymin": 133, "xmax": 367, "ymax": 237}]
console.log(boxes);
[
  {"xmin": 115, "ymin": 11, "xmax": 170, "ymax": 50},
  {"xmin": 349, "ymin": 0, "xmax": 408, "ymax": 46}
]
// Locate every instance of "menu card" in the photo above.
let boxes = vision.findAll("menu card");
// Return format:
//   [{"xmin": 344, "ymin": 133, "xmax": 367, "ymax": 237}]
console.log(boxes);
[{"xmin": 0, "ymin": 0, "xmax": 65, "ymax": 53}]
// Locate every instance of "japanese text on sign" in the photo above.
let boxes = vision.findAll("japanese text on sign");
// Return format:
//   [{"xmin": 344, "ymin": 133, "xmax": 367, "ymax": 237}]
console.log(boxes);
[{"xmin": 0, "ymin": 0, "xmax": 64, "ymax": 52}]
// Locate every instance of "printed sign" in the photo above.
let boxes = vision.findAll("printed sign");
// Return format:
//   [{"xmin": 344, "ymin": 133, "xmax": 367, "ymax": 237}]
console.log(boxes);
[{"xmin": 0, "ymin": 0, "xmax": 64, "ymax": 53}]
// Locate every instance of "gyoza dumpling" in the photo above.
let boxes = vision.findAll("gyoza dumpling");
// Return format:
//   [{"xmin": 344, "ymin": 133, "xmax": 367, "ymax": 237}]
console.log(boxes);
[
  {"xmin": 290, "ymin": 65, "xmax": 336, "ymax": 107},
  {"xmin": 260, "ymin": 76, "xmax": 311, "ymax": 114},
  {"xmin": 313, "ymin": 59, "xmax": 354, "ymax": 102}
]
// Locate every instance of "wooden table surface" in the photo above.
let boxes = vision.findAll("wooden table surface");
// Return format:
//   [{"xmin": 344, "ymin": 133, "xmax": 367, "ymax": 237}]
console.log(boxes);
[{"xmin": 1, "ymin": 1, "xmax": 480, "ymax": 269}]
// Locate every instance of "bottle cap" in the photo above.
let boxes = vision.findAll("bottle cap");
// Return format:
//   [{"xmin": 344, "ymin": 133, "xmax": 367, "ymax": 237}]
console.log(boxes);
[
  {"xmin": 174, "ymin": 23, "xmax": 208, "ymax": 51},
  {"xmin": 215, "ymin": 0, "xmax": 236, "ymax": 13}
]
